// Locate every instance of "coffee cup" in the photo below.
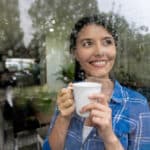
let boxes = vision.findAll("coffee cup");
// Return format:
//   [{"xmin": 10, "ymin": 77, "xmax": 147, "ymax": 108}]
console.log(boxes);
[{"xmin": 73, "ymin": 82, "xmax": 102, "ymax": 118}]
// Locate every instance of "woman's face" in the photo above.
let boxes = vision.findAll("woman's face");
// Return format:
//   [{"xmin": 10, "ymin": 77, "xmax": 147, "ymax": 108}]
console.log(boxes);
[{"xmin": 74, "ymin": 24, "xmax": 116, "ymax": 79}]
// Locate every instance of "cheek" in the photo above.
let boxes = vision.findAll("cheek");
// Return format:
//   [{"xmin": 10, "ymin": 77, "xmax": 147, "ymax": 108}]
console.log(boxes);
[
  {"xmin": 107, "ymin": 49, "xmax": 116, "ymax": 60},
  {"xmin": 74, "ymin": 50, "xmax": 90, "ymax": 63}
]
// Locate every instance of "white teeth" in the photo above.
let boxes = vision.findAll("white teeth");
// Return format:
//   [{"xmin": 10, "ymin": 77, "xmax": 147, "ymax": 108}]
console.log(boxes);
[{"xmin": 93, "ymin": 61, "xmax": 106, "ymax": 65}]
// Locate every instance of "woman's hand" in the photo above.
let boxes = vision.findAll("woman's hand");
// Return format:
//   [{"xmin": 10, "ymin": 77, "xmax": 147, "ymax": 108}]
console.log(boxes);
[
  {"xmin": 57, "ymin": 83, "xmax": 75, "ymax": 120},
  {"xmin": 81, "ymin": 93, "xmax": 115, "ymax": 143}
]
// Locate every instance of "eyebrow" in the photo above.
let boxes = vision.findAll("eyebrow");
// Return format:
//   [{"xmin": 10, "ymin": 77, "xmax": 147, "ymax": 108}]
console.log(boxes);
[
  {"xmin": 78, "ymin": 36, "xmax": 114, "ymax": 42},
  {"xmin": 80, "ymin": 38, "xmax": 93, "ymax": 42},
  {"xmin": 102, "ymin": 36, "xmax": 114, "ymax": 40}
]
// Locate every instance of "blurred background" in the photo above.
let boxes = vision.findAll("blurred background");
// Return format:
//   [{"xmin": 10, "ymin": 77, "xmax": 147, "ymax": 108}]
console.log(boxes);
[{"xmin": 0, "ymin": 0, "xmax": 150, "ymax": 149}]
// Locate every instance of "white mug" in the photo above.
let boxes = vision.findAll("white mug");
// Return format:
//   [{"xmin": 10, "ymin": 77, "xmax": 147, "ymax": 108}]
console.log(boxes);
[{"xmin": 73, "ymin": 82, "xmax": 102, "ymax": 118}]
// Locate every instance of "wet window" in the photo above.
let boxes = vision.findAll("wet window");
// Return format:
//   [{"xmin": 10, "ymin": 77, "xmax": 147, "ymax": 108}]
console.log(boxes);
[{"xmin": 0, "ymin": 0, "xmax": 150, "ymax": 149}]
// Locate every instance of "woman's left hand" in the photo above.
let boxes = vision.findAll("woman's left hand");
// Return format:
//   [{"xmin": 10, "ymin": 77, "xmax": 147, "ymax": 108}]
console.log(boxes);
[{"xmin": 81, "ymin": 93, "xmax": 115, "ymax": 143}]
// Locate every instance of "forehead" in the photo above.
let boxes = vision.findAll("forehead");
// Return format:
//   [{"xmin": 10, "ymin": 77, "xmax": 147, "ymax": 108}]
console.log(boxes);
[{"xmin": 77, "ymin": 24, "xmax": 113, "ymax": 39}]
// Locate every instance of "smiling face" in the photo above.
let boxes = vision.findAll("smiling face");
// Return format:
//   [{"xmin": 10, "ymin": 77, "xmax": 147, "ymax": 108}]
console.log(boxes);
[{"xmin": 74, "ymin": 24, "xmax": 116, "ymax": 79}]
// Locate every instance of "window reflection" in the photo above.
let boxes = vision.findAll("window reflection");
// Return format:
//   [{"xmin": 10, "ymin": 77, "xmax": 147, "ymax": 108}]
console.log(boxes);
[{"xmin": 0, "ymin": 0, "xmax": 149, "ymax": 149}]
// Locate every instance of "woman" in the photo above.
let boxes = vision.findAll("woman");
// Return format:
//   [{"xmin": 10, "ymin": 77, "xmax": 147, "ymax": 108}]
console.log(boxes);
[{"xmin": 43, "ymin": 14, "xmax": 150, "ymax": 150}]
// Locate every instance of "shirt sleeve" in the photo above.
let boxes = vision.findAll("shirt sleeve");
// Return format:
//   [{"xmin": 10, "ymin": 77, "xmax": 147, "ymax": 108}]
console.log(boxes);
[
  {"xmin": 128, "ymin": 101, "xmax": 150, "ymax": 150},
  {"xmin": 42, "ymin": 106, "xmax": 60, "ymax": 150},
  {"xmin": 47, "ymin": 106, "xmax": 60, "ymax": 135},
  {"xmin": 136, "ymin": 112, "xmax": 150, "ymax": 150},
  {"xmin": 43, "ymin": 138, "xmax": 51, "ymax": 150}
]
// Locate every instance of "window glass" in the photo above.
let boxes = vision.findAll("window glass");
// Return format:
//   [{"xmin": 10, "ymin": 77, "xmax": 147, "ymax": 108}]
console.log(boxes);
[{"xmin": 0, "ymin": 0, "xmax": 149, "ymax": 148}]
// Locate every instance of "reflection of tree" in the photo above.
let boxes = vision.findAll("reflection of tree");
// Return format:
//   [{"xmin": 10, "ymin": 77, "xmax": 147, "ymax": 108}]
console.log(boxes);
[
  {"xmin": 111, "ymin": 14, "xmax": 150, "ymax": 85},
  {"xmin": 29, "ymin": 0, "xmax": 99, "ymax": 41},
  {"xmin": 117, "ymin": 20, "xmax": 149, "ymax": 62},
  {"xmin": 0, "ymin": 0, "xmax": 24, "ymax": 55},
  {"xmin": 0, "ymin": 0, "xmax": 41, "ymax": 59}
]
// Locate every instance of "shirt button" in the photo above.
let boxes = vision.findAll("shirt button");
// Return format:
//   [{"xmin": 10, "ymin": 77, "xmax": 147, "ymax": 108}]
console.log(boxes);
[{"xmin": 93, "ymin": 134, "xmax": 96, "ymax": 137}]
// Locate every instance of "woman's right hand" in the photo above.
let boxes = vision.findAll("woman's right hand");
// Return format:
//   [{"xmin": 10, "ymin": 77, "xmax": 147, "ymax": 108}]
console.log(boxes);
[{"xmin": 57, "ymin": 83, "xmax": 75, "ymax": 119}]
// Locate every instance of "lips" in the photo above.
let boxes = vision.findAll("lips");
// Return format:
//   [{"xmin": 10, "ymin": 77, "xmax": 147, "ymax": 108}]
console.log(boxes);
[{"xmin": 89, "ymin": 60, "xmax": 107, "ymax": 67}]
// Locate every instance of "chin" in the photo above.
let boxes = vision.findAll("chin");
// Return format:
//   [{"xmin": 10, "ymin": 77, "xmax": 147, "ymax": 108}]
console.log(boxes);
[{"xmin": 86, "ymin": 72, "xmax": 108, "ymax": 79}]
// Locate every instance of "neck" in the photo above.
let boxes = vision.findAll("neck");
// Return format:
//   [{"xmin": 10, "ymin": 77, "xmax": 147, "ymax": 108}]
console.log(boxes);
[
  {"xmin": 85, "ymin": 76, "xmax": 114, "ymax": 101},
  {"xmin": 101, "ymin": 79, "xmax": 114, "ymax": 101}
]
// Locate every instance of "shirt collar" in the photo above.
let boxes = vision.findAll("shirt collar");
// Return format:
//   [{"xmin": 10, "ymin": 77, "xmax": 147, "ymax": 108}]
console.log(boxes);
[{"xmin": 111, "ymin": 80, "xmax": 125, "ymax": 104}]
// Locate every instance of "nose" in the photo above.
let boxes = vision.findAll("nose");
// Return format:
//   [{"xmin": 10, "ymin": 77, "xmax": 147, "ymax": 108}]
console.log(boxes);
[{"xmin": 94, "ymin": 42, "xmax": 104, "ymax": 56}]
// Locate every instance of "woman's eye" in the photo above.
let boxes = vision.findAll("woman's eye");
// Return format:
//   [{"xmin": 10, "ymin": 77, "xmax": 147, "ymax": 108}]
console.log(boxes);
[
  {"xmin": 102, "ymin": 39, "xmax": 114, "ymax": 46},
  {"xmin": 82, "ymin": 41, "xmax": 93, "ymax": 47}
]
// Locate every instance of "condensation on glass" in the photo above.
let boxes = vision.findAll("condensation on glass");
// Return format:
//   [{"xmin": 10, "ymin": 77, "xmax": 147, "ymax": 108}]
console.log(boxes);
[{"xmin": 0, "ymin": 0, "xmax": 150, "ymax": 149}]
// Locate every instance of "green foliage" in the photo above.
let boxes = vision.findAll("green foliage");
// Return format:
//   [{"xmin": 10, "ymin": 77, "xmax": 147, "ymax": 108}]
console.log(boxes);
[
  {"xmin": 31, "ymin": 91, "xmax": 56, "ymax": 113},
  {"xmin": 0, "ymin": 0, "xmax": 24, "ymax": 52},
  {"xmin": 14, "ymin": 85, "xmax": 57, "ymax": 113},
  {"xmin": 55, "ymin": 62, "xmax": 75, "ymax": 84}
]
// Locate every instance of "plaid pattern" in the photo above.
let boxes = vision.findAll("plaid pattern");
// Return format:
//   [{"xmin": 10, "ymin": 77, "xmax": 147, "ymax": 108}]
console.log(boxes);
[{"xmin": 43, "ymin": 80, "xmax": 150, "ymax": 150}]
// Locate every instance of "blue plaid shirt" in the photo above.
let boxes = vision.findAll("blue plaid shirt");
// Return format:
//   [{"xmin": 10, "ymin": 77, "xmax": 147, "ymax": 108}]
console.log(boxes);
[{"xmin": 43, "ymin": 80, "xmax": 150, "ymax": 150}]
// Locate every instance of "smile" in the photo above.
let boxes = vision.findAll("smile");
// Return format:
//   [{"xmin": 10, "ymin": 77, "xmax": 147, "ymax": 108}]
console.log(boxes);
[{"xmin": 90, "ymin": 60, "xmax": 107, "ymax": 67}]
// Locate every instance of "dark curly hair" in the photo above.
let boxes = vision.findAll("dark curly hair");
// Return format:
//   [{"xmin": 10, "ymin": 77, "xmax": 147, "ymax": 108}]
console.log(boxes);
[{"xmin": 69, "ymin": 14, "xmax": 118, "ymax": 53}]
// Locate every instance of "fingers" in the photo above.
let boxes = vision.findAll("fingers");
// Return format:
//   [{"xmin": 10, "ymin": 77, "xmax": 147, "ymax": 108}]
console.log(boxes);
[
  {"xmin": 81, "ymin": 102, "xmax": 104, "ymax": 112},
  {"xmin": 82, "ymin": 102, "xmax": 112, "ymax": 129},
  {"xmin": 81, "ymin": 92, "xmax": 109, "ymax": 112},
  {"xmin": 80, "ymin": 93, "xmax": 112, "ymax": 128},
  {"xmin": 90, "ymin": 108, "xmax": 112, "ymax": 122},
  {"xmin": 90, "ymin": 109, "xmax": 110, "ymax": 118},
  {"xmin": 58, "ymin": 87, "xmax": 72, "ymax": 97},
  {"xmin": 57, "ymin": 84, "xmax": 75, "ymax": 117},
  {"xmin": 57, "ymin": 92, "xmax": 73, "ymax": 104},
  {"xmin": 68, "ymin": 82, "xmax": 73, "ymax": 88},
  {"xmin": 59, "ymin": 99, "xmax": 73, "ymax": 109},
  {"xmin": 88, "ymin": 93, "xmax": 109, "ymax": 106},
  {"xmin": 60, "ymin": 105, "xmax": 75, "ymax": 117},
  {"xmin": 91, "ymin": 112, "xmax": 112, "ymax": 131},
  {"xmin": 57, "ymin": 86, "xmax": 73, "ymax": 102}
]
